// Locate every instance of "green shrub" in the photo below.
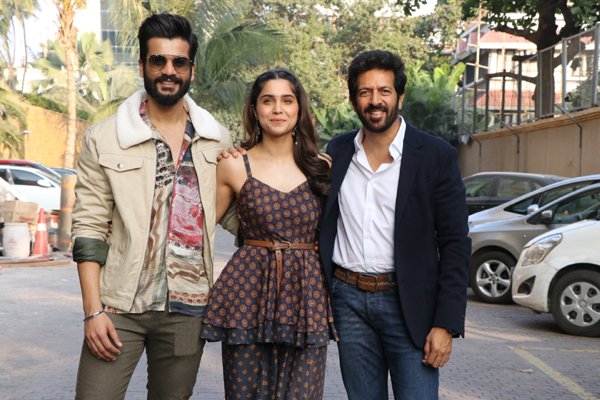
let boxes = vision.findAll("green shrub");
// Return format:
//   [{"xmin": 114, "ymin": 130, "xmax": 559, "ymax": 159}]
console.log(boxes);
[{"xmin": 22, "ymin": 93, "xmax": 92, "ymax": 121}]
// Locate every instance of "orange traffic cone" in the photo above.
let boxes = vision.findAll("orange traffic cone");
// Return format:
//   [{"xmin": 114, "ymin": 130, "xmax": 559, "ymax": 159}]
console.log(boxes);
[{"xmin": 33, "ymin": 208, "xmax": 48, "ymax": 257}]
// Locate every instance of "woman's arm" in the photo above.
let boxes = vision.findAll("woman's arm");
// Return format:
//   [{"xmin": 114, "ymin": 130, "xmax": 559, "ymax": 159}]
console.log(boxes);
[
  {"xmin": 215, "ymin": 160, "xmax": 235, "ymax": 224},
  {"xmin": 215, "ymin": 155, "xmax": 247, "ymax": 224}
]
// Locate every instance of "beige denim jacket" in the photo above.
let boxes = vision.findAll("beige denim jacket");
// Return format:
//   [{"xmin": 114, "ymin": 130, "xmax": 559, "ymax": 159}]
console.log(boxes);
[{"xmin": 72, "ymin": 90, "xmax": 238, "ymax": 312}]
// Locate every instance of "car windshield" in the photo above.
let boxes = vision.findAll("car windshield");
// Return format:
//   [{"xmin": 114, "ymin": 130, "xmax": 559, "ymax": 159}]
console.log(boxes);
[
  {"xmin": 506, "ymin": 181, "xmax": 598, "ymax": 215},
  {"xmin": 10, "ymin": 168, "xmax": 60, "ymax": 186},
  {"xmin": 33, "ymin": 164, "xmax": 62, "ymax": 182},
  {"xmin": 24, "ymin": 168, "xmax": 61, "ymax": 185},
  {"xmin": 13, "ymin": 163, "xmax": 62, "ymax": 184}
]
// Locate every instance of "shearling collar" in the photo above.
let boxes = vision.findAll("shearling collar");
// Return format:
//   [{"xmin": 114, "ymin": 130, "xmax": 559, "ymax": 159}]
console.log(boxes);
[{"xmin": 115, "ymin": 90, "xmax": 221, "ymax": 149}]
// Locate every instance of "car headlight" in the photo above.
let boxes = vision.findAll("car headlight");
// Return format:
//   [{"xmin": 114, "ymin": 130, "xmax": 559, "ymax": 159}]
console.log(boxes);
[{"xmin": 520, "ymin": 234, "xmax": 563, "ymax": 267}]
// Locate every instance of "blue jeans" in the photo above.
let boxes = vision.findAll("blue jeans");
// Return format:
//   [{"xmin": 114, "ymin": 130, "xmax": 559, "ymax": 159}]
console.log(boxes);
[{"xmin": 331, "ymin": 275, "xmax": 439, "ymax": 400}]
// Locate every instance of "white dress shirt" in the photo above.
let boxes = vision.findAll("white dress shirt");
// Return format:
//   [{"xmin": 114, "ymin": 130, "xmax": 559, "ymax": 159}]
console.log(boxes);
[{"xmin": 332, "ymin": 118, "xmax": 405, "ymax": 274}]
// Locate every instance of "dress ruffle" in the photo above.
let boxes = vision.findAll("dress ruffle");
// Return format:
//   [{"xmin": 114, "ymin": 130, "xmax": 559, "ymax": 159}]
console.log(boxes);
[{"xmin": 201, "ymin": 320, "xmax": 336, "ymax": 348}]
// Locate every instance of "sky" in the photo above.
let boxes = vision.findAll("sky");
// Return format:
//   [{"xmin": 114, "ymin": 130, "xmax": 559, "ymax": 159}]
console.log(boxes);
[{"xmin": 11, "ymin": 0, "xmax": 438, "ymax": 66}]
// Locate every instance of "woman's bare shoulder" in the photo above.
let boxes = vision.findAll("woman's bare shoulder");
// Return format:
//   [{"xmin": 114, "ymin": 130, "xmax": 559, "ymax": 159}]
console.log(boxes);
[{"xmin": 217, "ymin": 152, "xmax": 247, "ymax": 177}]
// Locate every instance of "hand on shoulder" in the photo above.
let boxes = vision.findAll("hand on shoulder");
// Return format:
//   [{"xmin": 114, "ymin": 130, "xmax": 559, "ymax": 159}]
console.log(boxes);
[{"xmin": 219, "ymin": 146, "xmax": 247, "ymax": 161}]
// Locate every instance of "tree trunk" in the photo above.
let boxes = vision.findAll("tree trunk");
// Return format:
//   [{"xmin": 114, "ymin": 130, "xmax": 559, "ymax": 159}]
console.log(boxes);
[
  {"xmin": 21, "ymin": 20, "xmax": 28, "ymax": 93},
  {"xmin": 64, "ymin": 45, "xmax": 77, "ymax": 169},
  {"xmin": 539, "ymin": 49, "xmax": 556, "ymax": 117},
  {"xmin": 54, "ymin": 0, "xmax": 81, "ymax": 169},
  {"xmin": 8, "ymin": 20, "xmax": 16, "ymax": 90}
]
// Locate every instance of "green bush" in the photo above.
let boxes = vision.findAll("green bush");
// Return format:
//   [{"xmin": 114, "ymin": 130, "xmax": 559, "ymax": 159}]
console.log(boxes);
[
  {"xmin": 22, "ymin": 93, "xmax": 92, "ymax": 121},
  {"xmin": 401, "ymin": 62, "xmax": 465, "ymax": 143},
  {"xmin": 311, "ymin": 101, "xmax": 362, "ymax": 150}
]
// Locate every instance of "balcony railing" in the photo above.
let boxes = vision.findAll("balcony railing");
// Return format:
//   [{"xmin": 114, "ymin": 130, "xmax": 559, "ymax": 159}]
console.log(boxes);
[{"xmin": 454, "ymin": 23, "xmax": 600, "ymax": 136}]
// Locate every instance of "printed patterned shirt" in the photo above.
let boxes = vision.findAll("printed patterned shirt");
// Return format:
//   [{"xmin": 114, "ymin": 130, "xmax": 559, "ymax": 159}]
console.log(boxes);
[{"xmin": 106, "ymin": 101, "xmax": 209, "ymax": 317}]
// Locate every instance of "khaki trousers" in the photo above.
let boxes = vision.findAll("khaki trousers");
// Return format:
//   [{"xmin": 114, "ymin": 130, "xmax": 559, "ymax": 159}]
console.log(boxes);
[{"xmin": 75, "ymin": 310, "xmax": 205, "ymax": 400}]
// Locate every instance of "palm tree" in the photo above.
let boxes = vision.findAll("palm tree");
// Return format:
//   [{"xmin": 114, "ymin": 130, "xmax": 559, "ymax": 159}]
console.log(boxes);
[
  {"xmin": 91, "ymin": 64, "xmax": 144, "ymax": 123},
  {"xmin": 0, "ymin": 82, "xmax": 26, "ymax": 157},
  {"xmin": 109, "ymin": 0, "xmax": 284, "ymax": 112},
  {"xmin": 0, "ymin": 6, "xmax": 10, "ymax": 85},
  {"xmin": 192, "ymin": 19, "xmax": 284, "ymax": 112},
  {"xmin": 31, "ymin": 33, "xmax": 141, "ymax": 115},
  {"xmin": 12, "ymin": 0, "xmax": 39, "ymax": 92},
  {"xmin": 52, "ymin": 0, "xmax": 85, "ymax": 169},
  {"xmin": 0, "ymin": 0, "xmax": 40, "ymax": 90}
]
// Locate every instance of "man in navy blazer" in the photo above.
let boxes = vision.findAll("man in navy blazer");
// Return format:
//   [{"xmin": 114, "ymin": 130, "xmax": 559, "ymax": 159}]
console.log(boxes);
[{"xmin": 319, "ymin": 50, "xmax": 471, "ymax": 399}]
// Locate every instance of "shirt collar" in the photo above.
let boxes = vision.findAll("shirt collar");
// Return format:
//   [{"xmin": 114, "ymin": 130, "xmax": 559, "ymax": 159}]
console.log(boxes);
[
  {"xmin": 139, "ymin": 100, "xmax": 197, "ymax": 142},
  {"xmin": 354, "ymin": 117, "xmax": 405, "ymax": 161}
]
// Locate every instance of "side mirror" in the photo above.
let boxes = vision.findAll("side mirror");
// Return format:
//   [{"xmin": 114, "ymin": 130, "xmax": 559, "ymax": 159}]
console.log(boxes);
[
  {"xmin": 37, "ymin": 179, "xmax": 52, "ymax": 188},
  {"xmin": 526, "ymin": 204, "xmax": 539, "ymax": 214},
  {"xmin": 540, "ymin": 210, "xmax": 553, "ymax": 224}
]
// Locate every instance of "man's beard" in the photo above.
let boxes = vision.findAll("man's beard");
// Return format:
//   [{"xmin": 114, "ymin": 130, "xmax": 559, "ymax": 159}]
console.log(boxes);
[
  {"xmin": 144, "ymin": 68, "xmax": 191, "ymax": 107},
  {"xmin": 356, "ymin": 98, "xmax": 400, "ymax": 134}
]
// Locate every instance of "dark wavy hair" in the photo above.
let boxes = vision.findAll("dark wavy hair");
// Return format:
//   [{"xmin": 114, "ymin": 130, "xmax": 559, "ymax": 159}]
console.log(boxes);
[
  {"xmin": 138, "ymin": 13, "xmax": 199, "ymax": 62},
  {"xmin": 241, "ymin": 69, "xmax": 331, "ymax": 196},
  {"xmin": 348, "ymin": 50, "xmax": 407, "ymax": 103}
]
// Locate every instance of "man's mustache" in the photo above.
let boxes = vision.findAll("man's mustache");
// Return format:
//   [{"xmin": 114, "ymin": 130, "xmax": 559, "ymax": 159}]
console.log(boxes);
[
  {"xmin": 364, "ymin": 105, "xmax": 388, "ymax": 113},
  {"xmin": 154, "ymin": 75, "xmax": 184, "ymax": 84}
]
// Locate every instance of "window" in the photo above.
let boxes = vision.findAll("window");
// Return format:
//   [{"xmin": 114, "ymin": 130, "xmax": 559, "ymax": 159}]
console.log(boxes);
[
  {"xmin": 464, "ymin": 176, "xmax": 494, "ymax": 198},
  {"xmin": 505, "ymin": 195, "xmax": 538, "ymax": 215},
  {"xmin": 11, "ymin": 170, "xmax": 47, "ymax": 187},
  {"xmin": 540, "ymin": 182, "xmax": 596, "ymax": 207},
  {"xmin": 553, "ymin": 191, "xmax": 600, "ymax": 224},
  {"xmin": 496, "ymin": 178, "xmax": 530, "ymax": 198},
  {"xmin": 0, "ymin": 169, "xmax": 10, "ymax": 183}
]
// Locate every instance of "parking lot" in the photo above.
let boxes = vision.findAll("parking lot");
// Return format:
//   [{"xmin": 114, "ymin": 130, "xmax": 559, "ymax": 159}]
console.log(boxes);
[{"xmin": 1, "ymin": 227, "xmax": 599, "ymax": 400}]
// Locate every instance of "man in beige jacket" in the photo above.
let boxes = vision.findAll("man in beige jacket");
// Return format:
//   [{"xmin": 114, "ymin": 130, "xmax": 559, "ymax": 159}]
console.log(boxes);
[{"xmin": 72, "ymin": 14, "xmax": 237, "ymax": 400}]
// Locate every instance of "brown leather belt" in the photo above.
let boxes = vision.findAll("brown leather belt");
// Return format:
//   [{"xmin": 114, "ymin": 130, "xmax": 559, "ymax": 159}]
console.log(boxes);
[
  {"xmin": 334, "ymin": 265, "xmax": 397, "ymax": 292},
  {"xmin": 243, "ymin": 239, "xmax": 316, "ymax": 294}
]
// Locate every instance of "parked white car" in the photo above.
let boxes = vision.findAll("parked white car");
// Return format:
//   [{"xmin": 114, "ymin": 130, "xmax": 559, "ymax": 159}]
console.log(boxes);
[
  {"xmin": 469, "ymin": 183, "xmax": 600, "ymax": 304},
  {"xmin": 0, "ymin": 166, "xmax": 61, "ymax": 211},
  {"xmin": 512, "ymin": 217, "xmax": 600, "ymax": 337},
  {"xmin": 469, "ymin": 174, "xmax": 600, "ymax": 228}
]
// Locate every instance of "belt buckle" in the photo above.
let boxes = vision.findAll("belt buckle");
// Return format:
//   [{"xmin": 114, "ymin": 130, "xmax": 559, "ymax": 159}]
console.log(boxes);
[
  {"xmin": 282, "ymin": 241, "xmax": 292, "ymax": 251},
  {"xmin": 358, "ymin": 273, "xmax": 378, "ymax": 293}
]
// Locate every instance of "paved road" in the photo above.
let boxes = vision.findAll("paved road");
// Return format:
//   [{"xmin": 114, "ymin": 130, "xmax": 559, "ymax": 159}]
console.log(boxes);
[{"xmin": 1, "ymin": 226, "xmax": 600, "ymax": 399}]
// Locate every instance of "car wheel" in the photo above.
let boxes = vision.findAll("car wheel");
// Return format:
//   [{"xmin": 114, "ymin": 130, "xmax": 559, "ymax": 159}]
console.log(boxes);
[
  {"xmin": 469, "ymin": 251, "xmax": 515, "ymax": 304},
  {"xmin": 550, "ymin": 270, "xmax": 600, "ymax": 337}
]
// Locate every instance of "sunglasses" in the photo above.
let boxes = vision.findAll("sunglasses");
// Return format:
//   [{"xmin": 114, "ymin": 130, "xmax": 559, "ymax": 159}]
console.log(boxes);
[{"xmin": 147, "ymin": 54, "xmax": 193, "ymax": 73}]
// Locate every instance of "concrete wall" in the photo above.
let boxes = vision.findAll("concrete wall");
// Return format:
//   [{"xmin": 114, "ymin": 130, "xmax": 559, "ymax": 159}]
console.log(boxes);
[
  {"xmin": 17, "ymin": 104, "xmax": 92, "ymax": 168},
  {"xmin": 458, "ymin": 107, "xmax": 600, "ymax": 178}
]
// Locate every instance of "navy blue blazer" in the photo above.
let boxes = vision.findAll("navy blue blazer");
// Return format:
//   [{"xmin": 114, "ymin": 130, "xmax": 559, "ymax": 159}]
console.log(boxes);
[{"xmin": 319, "ymin": 122, "xmax": 471, "ymax": 349}]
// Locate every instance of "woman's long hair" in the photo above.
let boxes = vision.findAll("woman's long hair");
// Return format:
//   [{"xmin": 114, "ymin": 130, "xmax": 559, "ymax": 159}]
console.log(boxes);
[{"xmin": 241, "ymin": 68, "xmax": 330, "ymax": 196}]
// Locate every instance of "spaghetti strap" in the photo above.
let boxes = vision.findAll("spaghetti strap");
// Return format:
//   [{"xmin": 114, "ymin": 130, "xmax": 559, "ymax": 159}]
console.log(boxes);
[{"xmin": 243, "ymin": 154, "xmax": 252, "ymax": 177}]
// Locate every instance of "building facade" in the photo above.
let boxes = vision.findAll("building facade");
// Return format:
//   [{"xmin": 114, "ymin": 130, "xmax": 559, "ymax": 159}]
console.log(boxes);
[{"xmin": 74, "ymin": 0, "xmax": 136, "ymax": 66}]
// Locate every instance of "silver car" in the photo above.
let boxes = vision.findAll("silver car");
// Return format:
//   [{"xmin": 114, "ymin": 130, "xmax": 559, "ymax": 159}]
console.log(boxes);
[
  {"xmin": 469, "ymin": 182, "xmax": 600, "ymax": 304},
  {"xmin": 469, "ymin": 174, "xmax": 600, "ymax": 228}
]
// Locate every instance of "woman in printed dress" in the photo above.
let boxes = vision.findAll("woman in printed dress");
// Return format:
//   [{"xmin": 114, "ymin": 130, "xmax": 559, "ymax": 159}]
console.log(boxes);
[{"xmin": 201, "ymin": 69, "xmax": 337, "ymax": 400}]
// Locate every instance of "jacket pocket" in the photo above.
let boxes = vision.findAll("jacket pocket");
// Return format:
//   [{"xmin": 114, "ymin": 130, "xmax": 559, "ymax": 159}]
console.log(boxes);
[
  {"xmin": 199, "ymin": 148, "xmax": 222, "ymax": 166},
  {"xmin": 98, "ymin": 153, "xmax": 144, "ymax": 172}
]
